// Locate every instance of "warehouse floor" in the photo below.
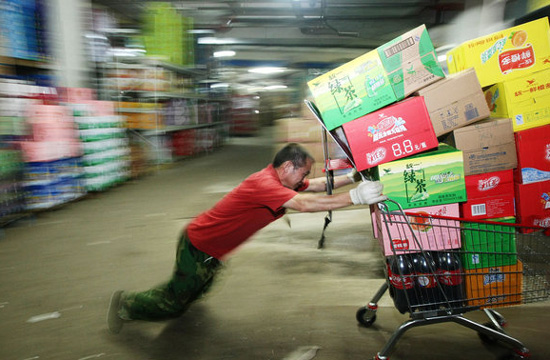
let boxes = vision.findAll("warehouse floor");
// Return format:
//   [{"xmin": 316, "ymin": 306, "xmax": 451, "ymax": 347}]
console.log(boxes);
[{"xmin": 1, "ymin": 127, "xmax": 550, "ymax": 360}]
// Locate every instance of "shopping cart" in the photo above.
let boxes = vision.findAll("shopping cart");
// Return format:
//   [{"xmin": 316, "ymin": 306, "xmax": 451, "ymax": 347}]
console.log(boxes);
[{"xmin": 357, "ymin": 199, "xmax": 550, "ymax": 360}]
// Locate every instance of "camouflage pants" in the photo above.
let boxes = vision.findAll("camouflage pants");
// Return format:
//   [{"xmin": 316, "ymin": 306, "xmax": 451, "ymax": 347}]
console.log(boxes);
[{"xmin": 119, "ymin": 231, "xmax": 221, "ymax": 321}]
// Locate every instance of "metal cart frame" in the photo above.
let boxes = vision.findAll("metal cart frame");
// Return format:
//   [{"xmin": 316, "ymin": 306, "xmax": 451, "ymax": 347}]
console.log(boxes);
[{"xmin": 357, "ymin": 199, "xmax": 550, "ymax": 360}]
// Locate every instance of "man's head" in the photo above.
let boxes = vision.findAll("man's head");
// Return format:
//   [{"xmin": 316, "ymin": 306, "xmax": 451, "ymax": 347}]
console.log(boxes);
[{"xmin": 273, "ymin": 143, "xmax": 315, "ymax": 190}]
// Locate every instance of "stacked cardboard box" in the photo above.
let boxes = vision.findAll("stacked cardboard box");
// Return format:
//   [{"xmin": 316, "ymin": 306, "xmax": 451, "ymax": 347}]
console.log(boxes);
[
  {"xmin": 443, "ymin": 18, "xmax": 550, "ymax": 307},
  {"xmin": 305, "ymin": 21, "xmax": 550, "ymax": 310},
  {"xmin": 447, "ymin": 17, "xmax": 550, "ymax": 231},
  {"xmin": 307, "ymin": 24, "xmax": 444, "ymax": 132},
  {"xmin": 514, "ymin": 124, "xmax": 550, "ymax": 228}
]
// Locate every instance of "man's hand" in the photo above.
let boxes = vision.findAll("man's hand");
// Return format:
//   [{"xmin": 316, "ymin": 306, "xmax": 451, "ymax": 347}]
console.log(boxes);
[{"xmin": 349, "ymin": 180, "xmax": 387, "ymax": 205}]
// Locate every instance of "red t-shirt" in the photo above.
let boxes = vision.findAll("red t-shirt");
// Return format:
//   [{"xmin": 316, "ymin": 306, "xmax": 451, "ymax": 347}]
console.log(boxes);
[{"xmin": 187, "ymin": 164, "xmax": 309, "ymax": 260}]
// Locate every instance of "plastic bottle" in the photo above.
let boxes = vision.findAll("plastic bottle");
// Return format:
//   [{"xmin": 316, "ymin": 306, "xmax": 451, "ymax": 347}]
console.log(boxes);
[
  {"xmin": 411, "ymin": 251, "xmax": 441, "ymax": 310},
  {"xmin": 435, "ymin": 251, "xmax": 465, "ymax": 309},
  {"xmin": 387, "ymin": 254, "xmax": 417, "ymax": 314}
]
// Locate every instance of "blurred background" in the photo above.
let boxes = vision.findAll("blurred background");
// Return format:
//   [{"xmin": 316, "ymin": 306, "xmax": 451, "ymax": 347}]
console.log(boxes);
[
  {"xmin": 2, "ymin": 2, "xmax": 550, "ymax": 360},
  {"xmin": 1, "ymin": 0, "xmax": 549, "ymax": 218}
]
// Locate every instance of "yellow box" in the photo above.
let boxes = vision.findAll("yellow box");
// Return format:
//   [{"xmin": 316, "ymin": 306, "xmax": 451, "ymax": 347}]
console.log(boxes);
[
  {"xmin": 447, "ymin": 17, "xmax": 550, "ymax": 87},
  {"xmin": 465, "ymin": 261, "xmax": 523, "ymax": 309},
  {"xmin": 484, "ymin": 68, "xmax": 550, "ymax": 131}
]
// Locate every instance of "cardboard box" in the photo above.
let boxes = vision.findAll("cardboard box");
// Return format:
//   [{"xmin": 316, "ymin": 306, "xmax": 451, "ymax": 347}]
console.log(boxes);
[
  {"xmin": 484, "ymin": 68, "xmax": 550, "ymax": 131},
  {"xmin": 443, "ymin": 118, "xmax": 517, "ymax": 176},
  {"xmin": 274, "ymin": 117, "xmax": 323, "ymax": 143},
  {"xmin": 307, "ymin": 50, "xmax": 397, "ymax": 130},
  {"xmin": 462, "ymin": 217, "xmax": 517, "ymax": 269},
  {"xmin": 374, "ymin": 144, "xmax": 467, "ymax": 210},
  {"xmin": 342, "ymin": 96, "xmax": 438, "ymax": 171},
  {"xmin": 415, "ymin": 68, "xmax": 490, "ymax": 136},
  {"xmin": 377, "ymin": 24, "xmax": 445, "ymax": 99},
  {"xmin": 514, "ymin": 180, "xmax": 550, "ymax": 228},
  {"xmin": 374, "ymin": 203, "xmax": 461, "ymax": 256},
  {"xmin": 465, "ymin": 262, "xmax": 523, "ymax": 308},
  {"xmin": 446, "ymin": 17, "xmax": 550, "ymax": 87},
  {"xmin": 460, "ymin": 170, "xmax": 515, "ymax": 220},
  {"xmin": 514, "ymin": 124, "xmax": 550, "ymax": 184}
]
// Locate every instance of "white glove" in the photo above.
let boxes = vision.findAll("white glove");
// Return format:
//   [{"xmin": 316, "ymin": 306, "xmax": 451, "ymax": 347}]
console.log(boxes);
[{"xmin": 349, "ymin": 180, "xmax": 388, "ymax": 205}]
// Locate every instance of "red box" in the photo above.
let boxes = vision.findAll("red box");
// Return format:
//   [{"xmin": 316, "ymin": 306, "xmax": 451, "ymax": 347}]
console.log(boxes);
[
  {"xmin": 514, "ymin": 180, "xmax": 550, "ymax": 228},
  {"xmin": 461, "ymin": 170, "xmax": 515, "ymax": 220},
  {"xmin": 514, "ymin": 124, "xmax": 550, "ymax": 184},
  {"xmin": 342, "ymin": 96, "xmax": 438, "ymax": 171}
]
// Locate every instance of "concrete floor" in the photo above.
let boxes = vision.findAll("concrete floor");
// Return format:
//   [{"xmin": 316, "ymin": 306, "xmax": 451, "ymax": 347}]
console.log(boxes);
[{"xmin": 1, "ymin": 128, "xmax": 549, "ymax": 360}]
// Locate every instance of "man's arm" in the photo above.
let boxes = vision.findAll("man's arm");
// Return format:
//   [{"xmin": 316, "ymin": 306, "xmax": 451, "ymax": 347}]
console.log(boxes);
[
  {"xmin": 284, "ymin": 180, "xmax": 387, "ymax": 212},
  {"xmin": 304, "ymin": 173, "xmax": 355, "ymax": 193},
  {"xmin": 283, "ymin": 192, "xmax": 353, "ymax": 212}
]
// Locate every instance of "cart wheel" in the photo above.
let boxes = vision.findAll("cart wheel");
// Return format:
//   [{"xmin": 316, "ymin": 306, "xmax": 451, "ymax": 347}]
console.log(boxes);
[
  {"xmin": 499, "ymin": 349, "xmax": 531, "ymax": 360},
  {"xmin": 356, "ymin": 306, "xmax": 377, "ymax": 327}
]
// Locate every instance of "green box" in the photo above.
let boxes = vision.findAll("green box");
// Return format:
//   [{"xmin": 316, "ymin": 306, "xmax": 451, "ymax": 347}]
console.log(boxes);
[
  {"xmin": 461, "ymin": 217, "xmax": 517, "ymax": 270},
  {"xmin": 377, "ymin": 24, "xmax": 445, "ymax": 100},
  {"xmin": 307, "ymin": 50, "xmax": 397, "ymax": 131},
  {"xmin": 374, "ymin": 144, "xmax": 467, "ymax": 210}
]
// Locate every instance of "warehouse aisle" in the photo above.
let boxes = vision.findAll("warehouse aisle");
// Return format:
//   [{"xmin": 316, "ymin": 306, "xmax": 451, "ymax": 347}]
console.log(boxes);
[{"xmin": 1, "ymin": 127, "xmax": 549, "ymax": 360}]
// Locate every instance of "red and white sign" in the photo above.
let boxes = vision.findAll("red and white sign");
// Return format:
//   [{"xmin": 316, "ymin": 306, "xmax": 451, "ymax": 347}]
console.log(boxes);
[
  {"xmin": 515, "ymin": 179, "xmax": 550, "ymax": 229},
  {"xmin": 514, "ymin": 123, "xmax": 550, "ymax": 184},
  {"xmin": 342, "ymin": 96, "xmax": 438, "ymax": 171},
  {"xmin": 461, "ymin": 170, "xmax": 515, "ymax": 220}
]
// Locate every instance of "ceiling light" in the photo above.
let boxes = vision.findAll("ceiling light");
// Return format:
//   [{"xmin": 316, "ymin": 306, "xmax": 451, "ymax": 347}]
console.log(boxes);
[
  {"xmin": 214, "ymin": 50, "xmax": 236, "ymax": 58},
  {"xmin": 248, "ymin": 67, "xmax": 286, "ymax": 74},
  {"xmin": 264, "ymin": 85, "xmax": 288, "ymax": 90},
  {"xmin": 211, "ymin": 83, "xmax": 230, "ymax": 89},
  {"xmin": 198, "ymin": 37, "xmax": 236, "ymax": 45}
]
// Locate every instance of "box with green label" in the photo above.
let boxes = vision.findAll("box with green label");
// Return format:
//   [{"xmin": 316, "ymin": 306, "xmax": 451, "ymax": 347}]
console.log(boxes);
[
  {"xmin": 461, "ymin": 217, "xmax": 517, "ymax": 270},
  {"xmin": 374, "ymin": 144, "xmax": 466, "ymax": 210},
  {"xmin": 307, "ymin": 50, "xmax": 397, "ymax": 130},
  {"xmin": 377, "ymin": 24, "xmax": 445, "ymax": 100}
]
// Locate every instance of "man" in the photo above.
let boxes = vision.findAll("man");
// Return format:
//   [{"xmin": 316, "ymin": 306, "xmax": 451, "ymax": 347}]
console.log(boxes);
[{"xmin": 107, "ymin": 143, "xmax": 386, "ymax": 333}]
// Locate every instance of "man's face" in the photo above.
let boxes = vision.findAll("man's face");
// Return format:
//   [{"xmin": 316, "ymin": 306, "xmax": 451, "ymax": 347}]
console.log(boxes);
[{"xmin": 280, "ymin": 159, "xmax": 313, "ymax": 190}]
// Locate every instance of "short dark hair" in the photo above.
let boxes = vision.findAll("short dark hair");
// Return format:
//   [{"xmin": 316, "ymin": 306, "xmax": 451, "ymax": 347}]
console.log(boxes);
[{"xmin": 272, "ymin": 143, "xmax": 314, "ymax": 168}]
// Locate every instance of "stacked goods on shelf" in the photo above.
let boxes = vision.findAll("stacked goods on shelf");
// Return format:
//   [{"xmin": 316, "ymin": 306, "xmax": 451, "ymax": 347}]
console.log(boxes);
[
  {"xmin": 163, "ymin": 98, "xmax": 197, "ymax": 127},
  {"xmin": 105, "ymin": 64, "xmax": 170, "ymax": 93},
  {"xmin": 230, "ymin": 95, "xmax": 260, "ymax": 136},
  {"xmin": 0, "ymin": 96, "xmax": 37, "ymax": 142},
  {"xmin": 141, "ymin": 3, "xmax": 193, "ymax": 66},
  {"xmin": 0, "ymin": 149, "xmax": 25, "ymax": 221},
  {"xmin": 0, "ymin": 0, "xmax": 48, "ymax": 61},
  {"xmin": 118, "ymin": 102, "xmax": 162, "ymax": 130},
  {"xmin": 20, "ymin": 104, "xmax": 85, "ymax": 210},
  {"xmin": 69, "ymin": 99, "xmax": 130, "ymax": 192}
]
